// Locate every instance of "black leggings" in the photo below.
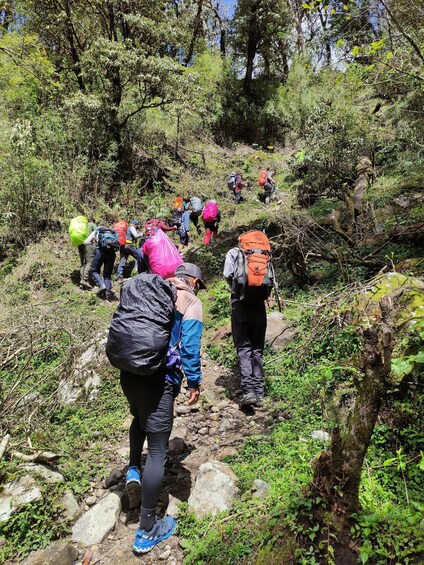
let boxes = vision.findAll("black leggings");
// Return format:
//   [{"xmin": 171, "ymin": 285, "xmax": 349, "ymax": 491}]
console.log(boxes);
[
  {"xmin": 129, "ymin": 418, "xmax": 170, "ymax": 510},
  {"xmin": 121, "ymin": 371, "xmax": 174, "ymax": 524}
]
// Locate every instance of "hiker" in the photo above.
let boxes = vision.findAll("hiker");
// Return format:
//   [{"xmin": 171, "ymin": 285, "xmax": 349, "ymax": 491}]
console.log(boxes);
[
  {"xmin": 264, "ymin": 170, "xmax": 276, "ymax": 205},
  {"xmin": 107, "ymin": 263, "xmax": 205, "ymax": 554},
  {"xmin": 228, "ymin": 172, "xmax": 244, "ymax": 204},
  {"xmin": 201, "ymin": 200, "xmax": 220, "ymax": 245},
  {"xmin": 84, "ymin": 226, "xmax": 120, "ymax": 299},
  {"xmin": 178, "ymin": 206, "xmax": 191, "ymax": 250},
  {"xmin": 78, "ymin": 217, "xmax": 97, "ymax": 290},
  {"xmin": 187, "ymin": 196, "xmax": 203, "ymax": 234},
  {"xmin": 116, "ymin": 220, "xmax": 144, "ymax": 283},
  {"xmin": 144, "ymin": 218, "xmax": 177, "ymax": 239},
  {"xmin": 223, "ymin": 230, "xmax": 275, "ymax": 408}
]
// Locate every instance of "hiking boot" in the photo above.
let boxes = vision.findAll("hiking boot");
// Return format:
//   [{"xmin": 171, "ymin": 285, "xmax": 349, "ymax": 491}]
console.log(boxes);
[
  {"xmin": 126, "ymin": 466, "xmax": 141, "ymax": 509},
  {"xmin": 106, "ymin": 290, "xmax": 118, "ymax": 302},
  {"xmin": 255, "ymin": 394, "xmax": 264, "ymax": 407},
  {"xmin": 95, "ymin": 284, "xmax": 106, "ymax": 296},
  {"xmin": 133, "ymin": 516, "xmax": 177, "ymax": 554},
  {"xmin": 240, "ymin": 392, "xmax": 257, "ymax": 408}
]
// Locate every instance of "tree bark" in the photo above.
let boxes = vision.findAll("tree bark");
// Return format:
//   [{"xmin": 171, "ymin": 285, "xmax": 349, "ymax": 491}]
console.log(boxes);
[
  {"xmin": 243, "ymin": 1, "xmax": 261, "ymax": 95},
  {"xmin": 184, "ymin": 0, "xmax": 204, "ymax": 66},
  {"xmin": 311, "ymin": 298, "xmax": 394, "ymax": 563}
]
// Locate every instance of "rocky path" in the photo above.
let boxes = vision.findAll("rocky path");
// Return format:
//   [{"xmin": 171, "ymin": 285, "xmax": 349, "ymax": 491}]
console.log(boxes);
[{"xmin": 71, "ymin": 352, "xmax": 271, "ymax": 565}]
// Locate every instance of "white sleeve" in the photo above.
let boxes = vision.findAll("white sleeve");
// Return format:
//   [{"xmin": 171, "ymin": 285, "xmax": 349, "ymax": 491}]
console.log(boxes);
[
  {"xmin": 223, "ymin": 248, "xmax": 239, "ymax": 281},
  {"xmin": 83, "ymin": 231, "xmax": 96, "ymax": 245}
]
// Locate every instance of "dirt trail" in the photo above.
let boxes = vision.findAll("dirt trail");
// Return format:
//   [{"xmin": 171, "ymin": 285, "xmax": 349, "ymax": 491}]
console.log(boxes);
[{"xmin": 86, "ymin": 352, "xmax": 271, "ymax": 565}]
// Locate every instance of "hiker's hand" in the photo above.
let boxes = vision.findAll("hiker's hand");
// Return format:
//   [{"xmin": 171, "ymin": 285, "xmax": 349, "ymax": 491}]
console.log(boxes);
[{"xmin": 187, "ymin": 388, "xmax": 200, "ymax": 405}]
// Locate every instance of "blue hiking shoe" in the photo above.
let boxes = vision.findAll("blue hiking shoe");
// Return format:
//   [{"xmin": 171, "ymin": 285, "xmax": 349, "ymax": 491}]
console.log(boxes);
[
  {"xmin": 133, "ymin": 516, "xmax": 177, "ymax": 554},
  {"xmin": 125, "ymin": 466, "xmax": 141, "ymax": 510}
]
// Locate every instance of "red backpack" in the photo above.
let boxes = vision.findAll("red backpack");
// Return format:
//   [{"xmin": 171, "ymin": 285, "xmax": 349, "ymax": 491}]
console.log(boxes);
[
  {"xmin": 144, "ymin": 219, "xmax": 161, "ymax": 238},
  {"xmin": 114, "ymin": 220, "xmax": 128, "ymax": 246},
  {"xmin": 258, "ymin": 169, "xmax": 267, "ymax": 186}
]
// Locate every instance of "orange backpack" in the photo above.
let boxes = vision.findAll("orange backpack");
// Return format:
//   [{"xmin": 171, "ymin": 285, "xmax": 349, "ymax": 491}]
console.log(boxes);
[
  {"xmin": 258, "ymin": 169, "xmax": 267, "ymax": 186},
  {"xmin": 238, "ymin": 230, "xmax": 273, "ymax": 288},
  {"xmin": 114, "ymin": 220, "xmax": 128, "ymax": 246},
  {"xmin": 173, "ymin": 196, "xmax": 184, "ymax": 211}
]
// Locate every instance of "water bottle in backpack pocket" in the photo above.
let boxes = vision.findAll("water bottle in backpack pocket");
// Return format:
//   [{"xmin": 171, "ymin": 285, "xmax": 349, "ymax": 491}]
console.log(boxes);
[{"xmin": 97, "ymin": 227, "xmax": 120, "ymax": 253}]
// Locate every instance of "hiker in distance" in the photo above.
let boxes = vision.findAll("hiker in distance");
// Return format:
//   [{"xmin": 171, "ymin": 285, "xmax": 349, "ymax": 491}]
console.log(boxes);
[
  {"xmin": 106, "ymin": 263, "xmax": 205, "ymax": 554},
  {"xmin": 224, "ymin": 230, "xmax": 275, "ymax": 408},
  {"xmin": 116, "ymin": 219, "xmax": 144, "ymax": 283},
  {"xmin": 201, "ymin": 199, "xmax": 221, "ymax": 245},
  {"xmin": 84, "ymin": 225, "xmax": 120, "ymax": 300},
  {"xmin": 78, "ymin": 217, "xmax": 97, "ymax": 290},
  {"xmin": 264, "ymin": 169, "xmax": 276, "ymax": 205}
]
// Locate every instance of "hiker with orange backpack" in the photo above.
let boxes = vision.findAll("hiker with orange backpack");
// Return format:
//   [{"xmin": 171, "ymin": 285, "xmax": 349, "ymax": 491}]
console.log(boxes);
[
  {"xmin": 223, "ymin": 230, "xmax": 277, "ymax": 408},
  {"xmin": 258, "ymin": 169, "xmax": 276, "ymax": 205},
  {"xmin": 201, "ymin": 200, "xmax": 220, "ymax": 245},
  {"xmin": 116, "ymin": 220, "xmax": 144, "ymax": 283}
]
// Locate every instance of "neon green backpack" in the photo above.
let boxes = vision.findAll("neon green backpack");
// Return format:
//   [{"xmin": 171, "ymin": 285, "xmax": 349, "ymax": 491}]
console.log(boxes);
[{"xmin": 69, "ymin": 216, "xmax": 89, "ymax": 246}]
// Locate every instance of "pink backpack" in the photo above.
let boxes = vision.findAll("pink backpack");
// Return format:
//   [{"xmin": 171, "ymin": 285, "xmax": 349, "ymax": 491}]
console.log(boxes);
[
  {"xmin": 142, "ymin": 229, "xmax": 183, "ymax": 279},
  {"xmin": 203, "ymin": 201, "xmax": 219, "ymax": 222}
]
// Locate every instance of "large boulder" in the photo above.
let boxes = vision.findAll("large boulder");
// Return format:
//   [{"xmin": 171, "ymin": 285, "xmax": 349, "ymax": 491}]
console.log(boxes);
[
  {"xmin": 71, "ymin": 492, "xmax": 121, "ymax": 545},
  {"xmin": 0, "ymin": 476, "xmax": 42, "ymax": 523},
  {"xmin": 22, "ymin": 541, "xmax": 78, "ymax": 565},
  {"xmin": 58, "ymin": 333, "xmax": 108, "ymax": 405},
  {"xmin": 187, "ymin": 461, "xmax": 239, "ymax": 517},
  {"xmin": 265, "ymin": 312, "xmax": 297, "ymax": 349}
]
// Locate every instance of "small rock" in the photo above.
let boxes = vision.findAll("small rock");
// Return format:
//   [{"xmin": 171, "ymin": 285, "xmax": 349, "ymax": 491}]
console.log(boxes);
[
  {"xmin": 190, "ymin": 404, "xmax": 200, "ymax": 412},
  {"xmin": 252, "ymin": 479, "xmax": 270, "ymax": 498},
  {"xmin": 217, "ymin": 400, "xmax": 230, "ymax": 410},
  {"xmin": 218, "ymin": 447, "xmax": 237, "ymax": 459},
  {"xmin": 211, "ymin": 406, "xmax": 219, "ymax": 413},
  {"xmin": 311, "ymin": 430, "xmax": 330, "ymax": 442},
  {"xmin": 169, "ymin": 437, "xmax": 186, "ymax": 455},
  {"xmin": 210, "ymin": 414, "xmax": 219, "ymax": 421},
  {"xmin": 22, "ymin": 463, "xmax": 64, "ymax": 484},
  {"xmin": 175, "ymin": 405, "xmax": 191, "ymax": 415},
  {"xmin": 0, "ymin": 537, "xmax": 5, "ymax": 547},
  {"xmin": 198, "ymin": 427, "xmax": 208, "ymax": 435},
  {"xmin": 188, "ymin": 461, "xmax": 240, "ymax": 517},
  {"xmin": 56, "ymin": 491, "xmax": 81, "ymax": 522},
  {"xmin": 166, "ymin": 495, "xmax": 181, "ymax": 517},
  {"xmin": 22, "ymin": 541, "xmax": 78, "ymax": 565},
  {"xmin": 86, "ymin": 495, "xmax": 97, "ymax": 506},
  {"xmin": 104, "ymin": 467, "xmax": 124, "ymax": 488},
  {"xmin": 219, "ymin": 420, "xmax": 232, "ymax": 433},
  {"xmin": 159, "ymin": 547, "xmax": 171, "ymax": 560}
]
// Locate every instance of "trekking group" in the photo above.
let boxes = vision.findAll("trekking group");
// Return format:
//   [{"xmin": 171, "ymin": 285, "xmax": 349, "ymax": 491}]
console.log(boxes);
[
  {"xmin": 69, "ymin": 196, "xmax": 222, "ymax": 300},
  {"xmin": 68, "ymin": 169, "xmax": 279, "ymax": 555}
]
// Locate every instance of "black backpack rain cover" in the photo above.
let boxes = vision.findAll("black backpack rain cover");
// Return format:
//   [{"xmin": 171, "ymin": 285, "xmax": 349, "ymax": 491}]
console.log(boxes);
[{"xmin": 105, "ymin": 273, "xmax": 177, "ymax": 375}]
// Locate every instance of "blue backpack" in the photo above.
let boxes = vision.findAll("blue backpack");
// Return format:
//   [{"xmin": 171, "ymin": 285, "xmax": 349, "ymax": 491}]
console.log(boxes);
[{"xmin": 98, "ymin": 227, "xmax": 120, "ymax": 253}]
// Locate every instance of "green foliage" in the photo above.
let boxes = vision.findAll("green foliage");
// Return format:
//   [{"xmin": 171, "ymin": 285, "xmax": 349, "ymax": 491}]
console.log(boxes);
[{"xmin": 0, "ymin": 492, "xmax": 68, "ymax": 562}]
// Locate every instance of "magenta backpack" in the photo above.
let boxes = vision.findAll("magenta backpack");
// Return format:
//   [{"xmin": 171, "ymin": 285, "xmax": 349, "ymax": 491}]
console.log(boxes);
[{"xmin": 203, "ymin": 201, "xmax": 219, "ymax": 222}]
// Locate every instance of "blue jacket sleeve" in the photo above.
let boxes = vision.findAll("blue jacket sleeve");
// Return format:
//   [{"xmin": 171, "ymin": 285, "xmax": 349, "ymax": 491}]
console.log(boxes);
[{"xmin": 180, "ymin": 317, "xmax": 203, "ymax": 389}]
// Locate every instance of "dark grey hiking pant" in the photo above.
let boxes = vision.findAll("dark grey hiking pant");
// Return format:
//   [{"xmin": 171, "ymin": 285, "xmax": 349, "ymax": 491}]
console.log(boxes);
[
  {"xmin": 231, "ymin": 299, "xmax": 266, "ymax": 396},
  {"xmin": 78, "ymin": 243, "xmax": 96, "ymax": 283}
]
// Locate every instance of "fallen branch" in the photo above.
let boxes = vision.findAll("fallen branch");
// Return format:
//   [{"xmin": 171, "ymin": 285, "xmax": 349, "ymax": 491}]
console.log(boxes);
[{"xmin": 11, "ymin": 450, "xmax": 62, "ymax": 463}]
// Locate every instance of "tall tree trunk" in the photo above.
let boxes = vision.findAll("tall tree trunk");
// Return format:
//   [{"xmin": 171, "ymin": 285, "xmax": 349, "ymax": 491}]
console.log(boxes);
[
  {"xmin": 184, "ymin": 0, "xmax": 204, "ymax": 65},
  {"xmin": 311, "ymin": 298, "xmax": 394, "ymax": 564},
  {"xmin": 243, "ymin": 1, "xmax": 260, "ymax": 95},
  {"xmin": 63, "ymin": 0, "xmax": 85, "ymax": 92},
  {"xmin": 287, "ymin": 0, "xmax": 304, "ymax": 53}
]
